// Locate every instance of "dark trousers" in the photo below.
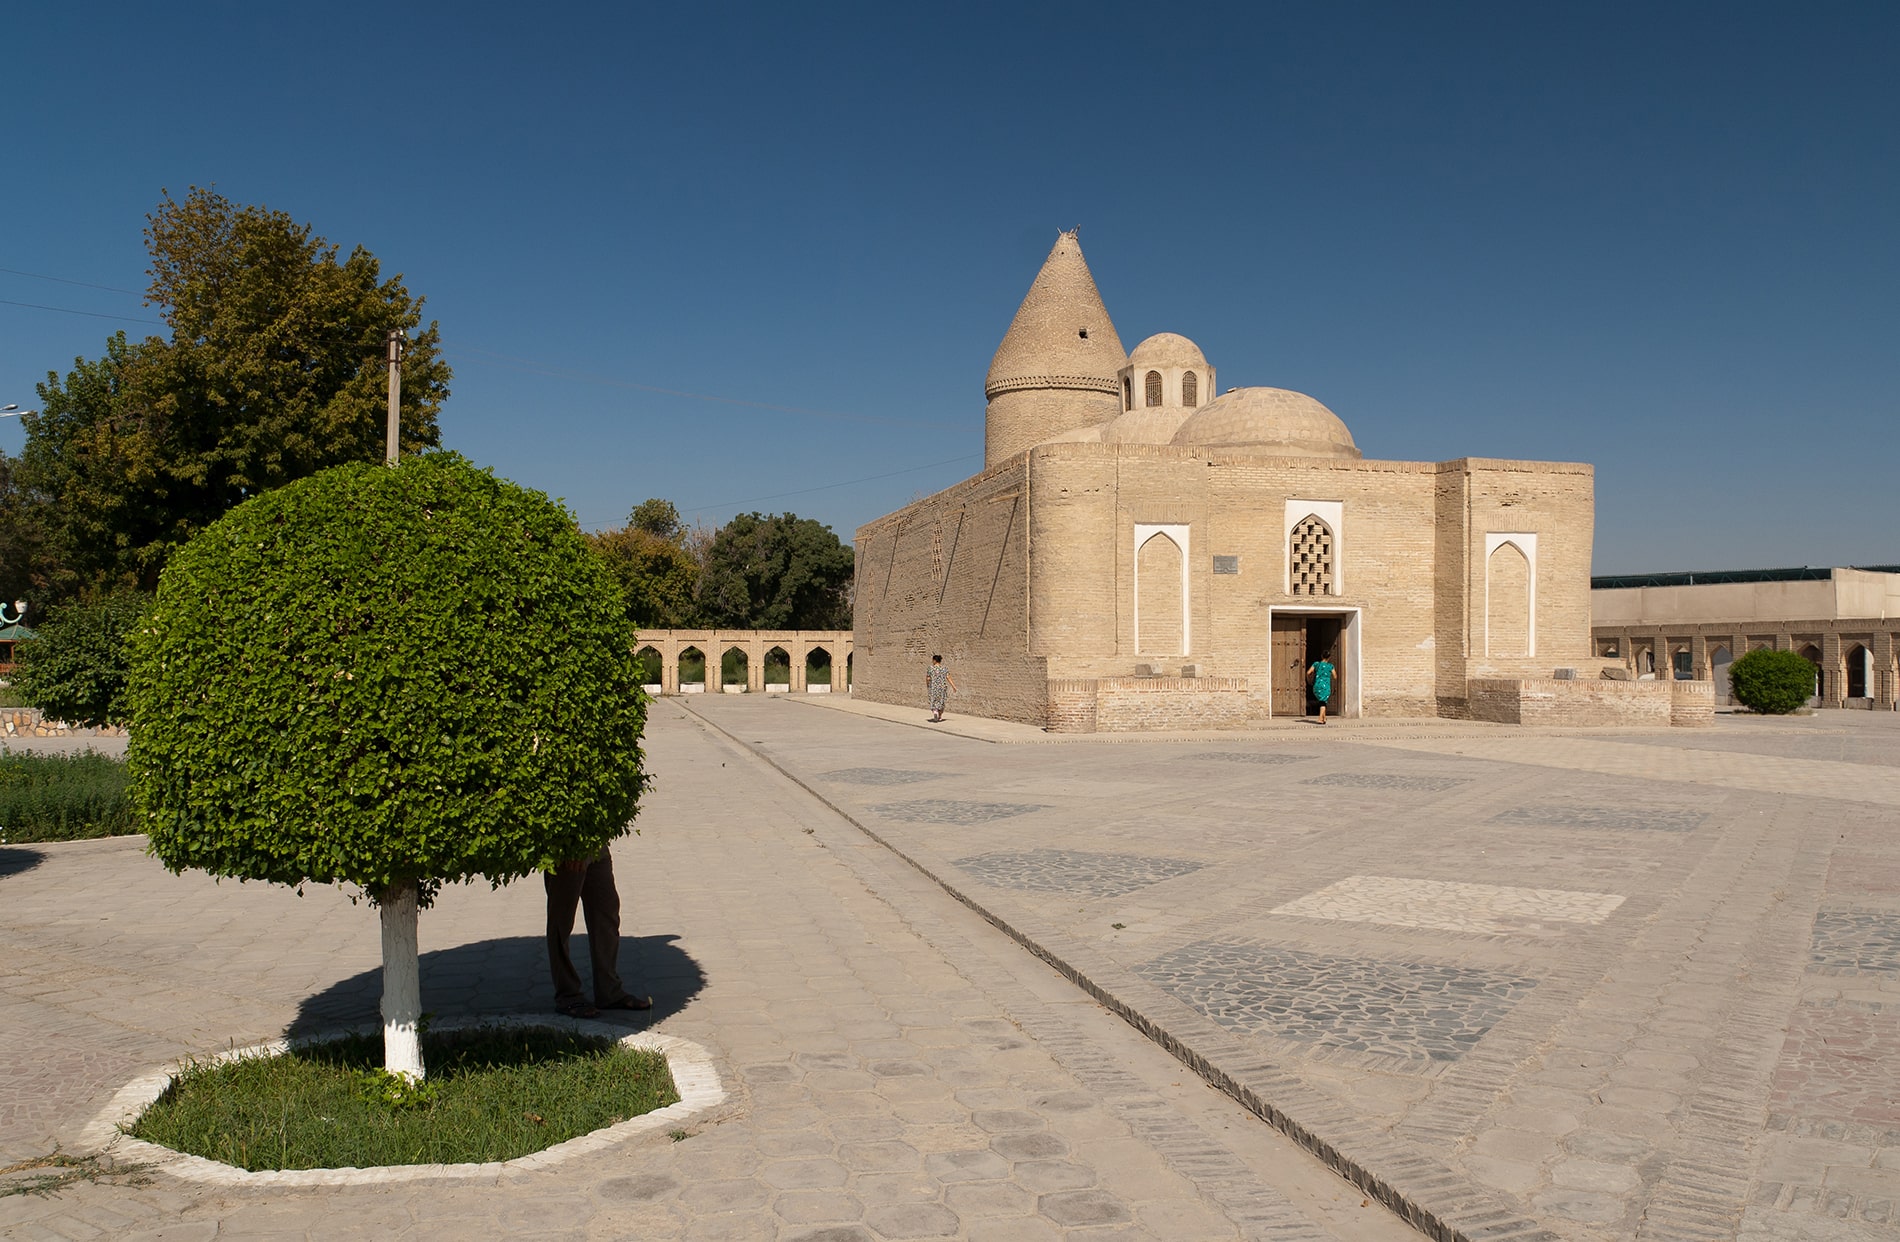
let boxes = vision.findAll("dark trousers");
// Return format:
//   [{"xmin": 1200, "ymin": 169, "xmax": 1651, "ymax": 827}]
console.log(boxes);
[{"xmin": 545, "ymin": 851, "xmax": 628, "ymax": 1007}]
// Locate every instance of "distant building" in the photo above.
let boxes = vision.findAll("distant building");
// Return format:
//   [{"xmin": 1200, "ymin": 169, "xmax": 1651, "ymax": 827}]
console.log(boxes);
[
  {"xmin": 852, "ymin": 232, "xmax": 1705, "ymax": 730},
  {"xmin": 1592, "ymin": 566, "xmax": 1900, "ymax": 707}
]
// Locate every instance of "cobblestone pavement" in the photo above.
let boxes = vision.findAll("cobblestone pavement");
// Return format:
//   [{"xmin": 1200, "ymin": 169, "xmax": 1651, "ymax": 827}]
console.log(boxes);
[
  {"xmin": 694, "ymin": 697, "xmax": 1900, "ymax": 1241},
  {"xmin": 0, "ymin": 700, "xmax": 1414, "ymax": 1241}
]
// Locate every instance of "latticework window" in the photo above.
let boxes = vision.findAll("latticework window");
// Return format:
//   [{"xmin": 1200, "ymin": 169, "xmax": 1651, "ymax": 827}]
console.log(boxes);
[
  {"xmin": 1289, "ymin": 516, "xmax": 1334, "ymax": 596},
  {"xmin": 1182, "ymin": 370, "xmax": 1198, "ymax": 407},
  {"xmin": 1145, "ymin": 370, "xmax": 1162, "ymax": 407}
]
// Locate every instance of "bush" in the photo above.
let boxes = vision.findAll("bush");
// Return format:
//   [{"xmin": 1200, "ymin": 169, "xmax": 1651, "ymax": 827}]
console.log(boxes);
[
  {"xmin": 0, "ymin": 751, "xmax": 138, "ymax": 843},
  {"xmin": 1728, "ymin": 648, "xmax": 1816, "ymax": 715},
  {"xmin": 12, "ymin": 592, "xmax": 150, "ymax": 727}
]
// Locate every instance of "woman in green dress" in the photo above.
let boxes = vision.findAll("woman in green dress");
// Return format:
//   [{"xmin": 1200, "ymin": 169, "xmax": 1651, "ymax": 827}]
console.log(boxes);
[{"xmin": 1306, "ymin": 656, "xmax": 1336, "ymax": 724}]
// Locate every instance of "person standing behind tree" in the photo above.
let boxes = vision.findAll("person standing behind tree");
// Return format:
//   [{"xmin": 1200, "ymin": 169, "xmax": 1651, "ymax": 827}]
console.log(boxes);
[
  {"xmin": 925, "ymin": 653, "xmax": 957, "ymax": 722},
  {"xmin": 1307, "ymin": 654, "xmax": 1336, "ymax": 725}
]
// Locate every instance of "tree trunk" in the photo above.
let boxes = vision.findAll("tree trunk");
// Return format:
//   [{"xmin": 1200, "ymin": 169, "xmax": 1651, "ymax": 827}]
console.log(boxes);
[{"xmin": 378, "ymin": 879, "xmax": 425, "ymax": 1081}]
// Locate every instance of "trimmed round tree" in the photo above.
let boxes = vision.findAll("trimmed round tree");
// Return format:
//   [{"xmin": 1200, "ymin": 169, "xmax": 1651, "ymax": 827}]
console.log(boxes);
[
  {"xmin": 126, "ymin": 453, "xmax": 647, "ymax": 1080},
  {"xmin": 1728, "ymin": 648, "xmax": 1817, "ymax": 715}
]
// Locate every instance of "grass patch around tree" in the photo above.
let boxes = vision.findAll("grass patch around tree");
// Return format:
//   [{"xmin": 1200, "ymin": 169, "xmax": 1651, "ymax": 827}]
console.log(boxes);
[
  {"xmin": 129, "ymin": 1024, "xmax": 678, "ymax": 1171},
  {"xmin": 0, "ymin": 751, "xmax": 138, "ymax": 844}
]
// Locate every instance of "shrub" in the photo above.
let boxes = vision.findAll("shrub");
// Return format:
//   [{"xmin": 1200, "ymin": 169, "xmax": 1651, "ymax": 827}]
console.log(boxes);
[
  {"xmin": 12, "ymin": 592, "xmax": 151, "ymax": 727},
  {"xmin": 0, "ymin": 751, "xmax": 138, "ymax": 843},
  {"xmin": 126, "ymin": 452, "xmax": 648, "ymax": 1080},
  {"xmin": 1728, "ymin": 648, "xmax": 1816, "ymax": 715}
]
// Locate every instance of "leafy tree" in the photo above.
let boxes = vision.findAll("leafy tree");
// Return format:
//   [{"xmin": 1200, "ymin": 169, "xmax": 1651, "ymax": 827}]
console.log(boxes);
[
  {"xmin": 587, "ymin": 499, "xmax": 701, "ymax": 628},
  {"xmin": 629, "ymin": 498, "xmax": 685, "ymax": 541},
  {"xmin": 1728, "ymin": 648, "xmax": 1817, "ymax": 715},
  {"xmin": 698, "ymin": 511, "xmax": 853, "ymax": 630},
  {"xmin": 126, "ymin": 453, "xmax": 646, "ymax": 1081},
  {"xmin": 0, "ymin": 451, "xmax": 45, "ymax": 607},
  {"xmin": 15, "ymin": 187, "xmax": 451, "ymax": 598},
  {"xmin": 12, "ymin": 592, "xmax": 150, "ymax": 727}
]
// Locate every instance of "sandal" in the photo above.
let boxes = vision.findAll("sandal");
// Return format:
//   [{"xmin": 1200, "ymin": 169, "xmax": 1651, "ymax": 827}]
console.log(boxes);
[
  {"xmin": 600, "ymin": 994, "xmax": 654, "ymax": 1011},
  {"xmin": 557, "ymin": 1001, "xmax": 601, "ymax": 1019}
]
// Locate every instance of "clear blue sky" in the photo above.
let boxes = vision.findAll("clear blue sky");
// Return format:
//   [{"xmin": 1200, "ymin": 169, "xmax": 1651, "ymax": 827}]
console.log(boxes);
[{"xmin": 4, "ymin": 2, "xmax": 1894, "ymax": 574}]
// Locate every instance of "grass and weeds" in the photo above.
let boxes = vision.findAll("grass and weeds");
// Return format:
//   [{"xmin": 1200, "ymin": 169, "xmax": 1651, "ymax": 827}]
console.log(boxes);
[
  {"xmin": 0, "ymin": 684, "xmax": 27, "ymax": 709},
  {"xmin": 128, "ymin": 1024, "xmax": 678, "ymax": 1171},
  {"xmin": 0, "ymin": 1150, "xmax": 152, "ymax": 1198},
  {"xmin": 0, "ymin": 750, "xmax": 138, "ymax": 843}
]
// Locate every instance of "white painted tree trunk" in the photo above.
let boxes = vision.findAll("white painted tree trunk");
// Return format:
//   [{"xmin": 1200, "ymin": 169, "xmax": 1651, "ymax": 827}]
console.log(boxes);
[{"xmin": 378, "ymin": 879, "xmax": 425, "ymax": 1081}]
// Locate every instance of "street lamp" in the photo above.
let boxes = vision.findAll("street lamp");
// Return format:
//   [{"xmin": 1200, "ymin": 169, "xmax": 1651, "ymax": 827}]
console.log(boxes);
[
  {"xmin": 0, "ymin": 601, "xmax": 25, "ymax": 626},
  {"xmin": 0, "ymin": 404, "xmax": 29, "ymax": 418}
]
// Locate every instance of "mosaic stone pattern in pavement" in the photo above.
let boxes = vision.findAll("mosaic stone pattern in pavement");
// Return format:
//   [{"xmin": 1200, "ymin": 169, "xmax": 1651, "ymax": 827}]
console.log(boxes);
[
  {"xmin": 1808, "ymin": 910, "xmax": 1900, "ymax": 976},
  {"xmin": 820, "ymin": 766, "xmax": 945, "ymax": 786},
  {"xmin": 1187, "ymin": 751, "xmax": 1318, "ymax": 766},
  {"xmin": 1302, "ymin": 772, "xmax": 1470, "ymax": 793},
  {"xmin": 868, "ymin": 798, "xmax": 1046, "ymax": 825},
  {"xmin": 1136, "ymin": 941, "xmax": 1538, "ymax": 1067},
  {"xmin": 1271, "ymin": 875, "xmax": 1625, "ymax": 938},
  {"xmin": 1488, "ymin": 803, "xmax": 1708, "ymax": 833},
  {"xmin": 955, "ymin": 849, "xmax": 1205, "ymax": 898}
]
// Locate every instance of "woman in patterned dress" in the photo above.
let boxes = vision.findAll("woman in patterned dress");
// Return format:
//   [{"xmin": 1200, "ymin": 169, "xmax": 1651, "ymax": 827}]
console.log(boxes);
[{"xmin": 925, "ymin": 654, "xmax": 956, "ymax": 722}]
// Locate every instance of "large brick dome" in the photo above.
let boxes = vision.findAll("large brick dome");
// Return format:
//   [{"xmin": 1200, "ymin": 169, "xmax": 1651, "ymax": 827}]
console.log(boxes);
[{"xmin": 1170, "ymin": 386, "xmax": 1360, "ymax": 457}]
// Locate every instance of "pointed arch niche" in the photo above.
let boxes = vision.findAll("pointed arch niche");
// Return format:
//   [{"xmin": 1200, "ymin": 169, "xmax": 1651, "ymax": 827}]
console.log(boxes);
[
  {"xmin": 1484, "ymin": 533, "xmax": 1538, "ymax": 658},
  {"xmin": 1134, "ymin": 523, "xmax": 1190, "ymax": 656}
]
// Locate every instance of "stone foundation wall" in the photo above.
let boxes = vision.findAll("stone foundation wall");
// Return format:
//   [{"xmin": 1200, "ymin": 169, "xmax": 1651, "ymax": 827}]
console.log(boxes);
[
  {"xmin": 1462, "ymin": 678, "xmax": 1712, "ymax": 727},
  {"xmin": 2, "ymin": 709, "xmax": 126, "ymax": 738},
  {"xmin": 1046, "ymin": 676, "xmax": 1254, "ymax": 733}
]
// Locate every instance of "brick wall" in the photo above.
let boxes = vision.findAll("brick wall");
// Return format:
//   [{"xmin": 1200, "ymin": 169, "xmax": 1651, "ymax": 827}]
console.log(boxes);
[
  {"xmin": 1046, "ymin": 676, "xmax": 1254, "ymax": 733},
  {"xmin": 1464, "ymin": 677, "xmax": 1704, "ymax": 727}
]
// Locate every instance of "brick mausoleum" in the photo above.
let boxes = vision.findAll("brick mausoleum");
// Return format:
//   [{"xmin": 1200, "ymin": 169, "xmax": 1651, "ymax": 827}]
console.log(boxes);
[{"xmin": 852, "ymin": 232, "xmax": 1709, "ymax": 731}]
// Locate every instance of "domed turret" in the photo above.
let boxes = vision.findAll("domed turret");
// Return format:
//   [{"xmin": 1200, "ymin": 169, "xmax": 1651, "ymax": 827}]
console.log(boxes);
[
  {"xmin": 1170, "ymin": 387, "xmax": 1361, "ymax": 458},
  {"xmin": 1106, "ymin": 332, "xmax": 1216, "ymax": 443},
  {"xmin": 984, "ymin": 232, "xmax": 1127, "ymax": 466}
]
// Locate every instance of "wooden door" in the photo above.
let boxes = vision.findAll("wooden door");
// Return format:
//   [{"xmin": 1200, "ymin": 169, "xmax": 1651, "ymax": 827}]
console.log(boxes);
[{"xmin": 1271, "ymin": 616, "xmax": 1305, "ymax": 715}]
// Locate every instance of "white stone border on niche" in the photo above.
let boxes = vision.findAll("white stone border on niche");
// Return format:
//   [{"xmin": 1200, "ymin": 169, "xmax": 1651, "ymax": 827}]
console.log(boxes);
[
  {"xmin": 1283, "ymin": 500, "xmax": 1344, "ymax": 595},
  {"xmin": 1484, "ymin": 532, "xmax": 1538, "ymax": 658},
  {"xmin": 77, "ymin": 1014, "xmax": 727, "ymax": 1187},
  {"xmin": 1133, "ymin": 522, "xmax": 1192, "ymax": 656}
]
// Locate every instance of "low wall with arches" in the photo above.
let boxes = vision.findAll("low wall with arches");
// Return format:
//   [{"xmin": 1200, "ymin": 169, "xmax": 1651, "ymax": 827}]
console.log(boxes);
[{"xmin": 633, "ymin": 630, "xmax": 854, "ymax": 696}]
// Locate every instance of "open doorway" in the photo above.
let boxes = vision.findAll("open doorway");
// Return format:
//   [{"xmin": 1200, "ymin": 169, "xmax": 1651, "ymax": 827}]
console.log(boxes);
[{"xmin": 1270, "ymin": 609, "xmax": 1357, "ymax": 719}]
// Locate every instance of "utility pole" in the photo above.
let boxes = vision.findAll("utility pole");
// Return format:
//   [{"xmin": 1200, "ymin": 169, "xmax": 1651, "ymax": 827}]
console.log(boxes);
[{"xmin": 385, "ymin": 329, "xmax": 404, "ymax": 465}]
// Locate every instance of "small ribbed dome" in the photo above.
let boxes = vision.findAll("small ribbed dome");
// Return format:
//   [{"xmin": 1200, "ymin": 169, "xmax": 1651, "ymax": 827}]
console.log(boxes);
[
  {"xmin": 1127, "ymin": 332, "xmax": 1207, "ymax": 369},
  {"xmin": 1170, "ymin": 387, "xmax": 1361, "ymax": 458}
]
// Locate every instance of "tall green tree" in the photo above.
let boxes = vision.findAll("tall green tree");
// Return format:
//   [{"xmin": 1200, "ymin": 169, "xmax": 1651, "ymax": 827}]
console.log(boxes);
[
  {"xmin": 698, "ymin": 511, "xmax": 853, "ymax": 630},
  {"xmin": 587, "ymin": 498, "xmax": 702, "ymax": 629},
  {"xmin": 15, "ymin": 187, "xmax": 451, "ymax": 597}
]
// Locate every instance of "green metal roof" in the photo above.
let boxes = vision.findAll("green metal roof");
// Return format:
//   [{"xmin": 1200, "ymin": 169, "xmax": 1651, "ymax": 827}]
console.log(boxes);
[
  {"xmin": 1591, "ymin": 565, "xmax": 1900, "ymax": 590},
  {"xmin": 0, "ymin": 623, "xmax": 36, "ymax": 641}
]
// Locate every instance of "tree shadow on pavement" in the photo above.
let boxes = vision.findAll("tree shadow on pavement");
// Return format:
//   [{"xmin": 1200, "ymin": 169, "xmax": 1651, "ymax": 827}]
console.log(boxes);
[
  {"xmin": 0, "ymin": 847, "xmax": 45, "ymax": 880},
  {"xmin": 288, "ymin": 934, "xmax": 706, "ymax": 1038}
]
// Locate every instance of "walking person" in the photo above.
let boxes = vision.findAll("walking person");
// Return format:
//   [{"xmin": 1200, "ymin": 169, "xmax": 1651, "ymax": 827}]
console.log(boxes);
[
  {"xmin": 546, "ymin": 848, "xmax": 652, "ymax": 1018},
  {"xmin": 1306, "ymin": 653, "xmax": 1336, "ymax": 724},
  {"xmin": 925, "ymin": 653, "xmax": 957, "ymax": 722}
]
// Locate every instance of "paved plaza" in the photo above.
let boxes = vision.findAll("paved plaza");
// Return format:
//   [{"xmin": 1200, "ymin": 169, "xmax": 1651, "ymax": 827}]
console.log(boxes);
[{"xmin": 4, "ymin": 701, "xmax": 1899, "ymax": 1239}]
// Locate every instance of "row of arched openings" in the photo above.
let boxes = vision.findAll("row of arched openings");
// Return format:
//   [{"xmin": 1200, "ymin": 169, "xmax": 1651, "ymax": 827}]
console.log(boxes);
[
  {"xmin": 633, "ymin": 645, "xmax": 846, "ymax": 689},
  {"xmin": 1121, "ymin": 370, "xmax": 1201, "ymax": 411}
]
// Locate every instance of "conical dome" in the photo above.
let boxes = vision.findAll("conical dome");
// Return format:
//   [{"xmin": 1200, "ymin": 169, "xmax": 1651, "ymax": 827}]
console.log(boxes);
[
  {"xmin": 984, "ymin": 232, "xmax": 1127, "ymax": 465},
  {"xmin": 985, "ymin": 232, "xmax": 1126, "ymax": 400}
]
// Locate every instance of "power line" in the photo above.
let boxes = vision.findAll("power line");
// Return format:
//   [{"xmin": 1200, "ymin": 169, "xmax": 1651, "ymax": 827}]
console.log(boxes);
[
  {"xmin": 448, "ymin": 346, "xmax": 961, "ymax": 430},
  {"xmin": 683, "ymin": 453, "xmax": 981, "ymax": 515},
  {"xmin": 0, "ymin": 267, "xmax": 144, "ymax": 296},
  {"xmin": 0, "ymin": 298, "xmax": 161, "ymax": 325}
]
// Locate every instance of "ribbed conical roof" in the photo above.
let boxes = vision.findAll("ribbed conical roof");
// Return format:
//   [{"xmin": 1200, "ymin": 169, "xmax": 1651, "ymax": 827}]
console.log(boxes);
[{"xmin": 984, "ymin": 231, "xmax": 1126, "ymax": 399}]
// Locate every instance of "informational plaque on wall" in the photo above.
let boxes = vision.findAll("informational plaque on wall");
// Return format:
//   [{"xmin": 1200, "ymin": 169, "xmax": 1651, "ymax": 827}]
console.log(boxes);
[{"xmin": 1212, "ymin": 555, "xmax": 1240, "ymax": 575}]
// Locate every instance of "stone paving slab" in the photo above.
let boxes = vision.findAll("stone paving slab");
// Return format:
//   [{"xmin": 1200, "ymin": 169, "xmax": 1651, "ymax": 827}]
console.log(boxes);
[
  {"xmin": 693, "ymin": 697, "xmax": 1900, "ymax": 1241},
  {"xmin": 0, "ymin": 700, "xmax": 1413, "ymax": 1240}
]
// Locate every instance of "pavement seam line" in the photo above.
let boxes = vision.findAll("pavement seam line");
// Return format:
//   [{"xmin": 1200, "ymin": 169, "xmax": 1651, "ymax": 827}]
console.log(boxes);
[{"xmin": 678, "ymin": 698, "xmax": 1558, "ymax": 1242}]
